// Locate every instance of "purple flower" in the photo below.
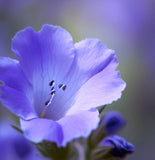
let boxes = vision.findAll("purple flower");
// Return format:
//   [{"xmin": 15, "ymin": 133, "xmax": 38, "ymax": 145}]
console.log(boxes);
[
  {"xmin": 101, "ymin": 135, "xmax": 134, "ymax": 158},
  {"xmin": 102, "ymin": 111, "xmax": 125, "ymax": 135},
  {"xmin": 0, "ymin": 24, "xmax": 126, "ymax": 146},
  {"xmin": 0, "ymin": 120, "xmax": 48, "ymax": 160}
]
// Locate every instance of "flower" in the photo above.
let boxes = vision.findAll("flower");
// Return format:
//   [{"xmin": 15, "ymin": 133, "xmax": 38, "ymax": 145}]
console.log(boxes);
[
  {"xmin": 0, "ymin": 120, "xmax": 49, "ymax": 160},
  {"xmin": 102, "ymin": 111, "xmax": 125, "ymax": 135},
  {"xmin": 101, "ymin": 135, "xmax": 134, "ymax": 158},
  {"xmin": 0, "ymin": 24, "xmax": 126, "ymax": 146}
]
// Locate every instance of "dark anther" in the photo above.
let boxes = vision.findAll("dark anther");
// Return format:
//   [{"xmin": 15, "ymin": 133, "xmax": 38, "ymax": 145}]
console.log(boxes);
[
  {"xmin": 58, "ymin": 84, "xmax": 67, "ymax": 91},
  {"xmin": 58, "ymin": 84, "xmax": 63, "ymax": 88},
  {"xmin": 51, "ymin": 90, "xmax": 56, "ymax": 95},
  {"xmin": 49, "ymin": 80, "xmax": 55, "ymax": 86},
  {"xmin": 62, "ymin": 85, "xmax": 67, "ymax": 91},
  {"xmin": 51, "ymin": 87, "xmax": 55, "ymax": 91},
  {"xmin": 45, "ymin": 100, "xmax": 49, "ymax": 106}
]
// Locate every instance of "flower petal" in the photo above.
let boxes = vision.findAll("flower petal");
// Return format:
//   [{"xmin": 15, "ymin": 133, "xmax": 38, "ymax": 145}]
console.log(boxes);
[
  {"xmin": 12, "ymin": 24, "xmax": 75, "ymax": 82},
  {"xmin": 101, "ymin": 135, "xmax": 135, "ymax": 158},
  {"xmin": 12, "ymin": 24, "xmax": 75, "ymax": 116},
  {"xmin": 0, "ymin": 57, "xmax": 32, "ymax": 95},
  {"xmin": 0, "ymin": 57, "xmax": 36, "ymax": 120},
  {"xmin": 57, "ymin": 39, "xmax": 121, "ymax": 116},
  {"xmin": 57, "ymin": 109, "xmax": 99, "ymax": 146},
  {"xmin": 67, "ymin": 53, "xmax": 126, "ymax": 114},
  {"xmin": 102, "ymin": 111, "xmax": 126, "ymax": 135},
  {"xmin": 20, "ymin": 118, "xmax": 63, "ymax": 147},
  {"xmin": 0, "ymin": 86, "xmax": 37, "ymax": 120},
  {"xmin": 64, "ymin": 39, "xmax": 115, "ymax": 95}
]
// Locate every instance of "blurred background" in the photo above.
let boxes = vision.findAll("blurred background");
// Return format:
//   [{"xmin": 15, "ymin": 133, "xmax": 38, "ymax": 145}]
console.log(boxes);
[{"xmin": 0, "ymin": 0, "xmax": 155, "ymax": 159}]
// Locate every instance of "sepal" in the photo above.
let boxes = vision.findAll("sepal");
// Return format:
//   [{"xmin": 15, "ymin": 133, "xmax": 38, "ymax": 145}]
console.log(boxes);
[
  {"xmin": 90, "ymin": 146, "xmax": 117, "ymax": 160},
  {"xmin": 97, "ymin": 105, "xmax": 107, "ymax": 114},
  {"xmin": 35, "ymin": 141, "xmax": 77, "ymax": 160},
  {"xmin": 11, "ymin": 124, "xmax": 23, "ymax": 133}
]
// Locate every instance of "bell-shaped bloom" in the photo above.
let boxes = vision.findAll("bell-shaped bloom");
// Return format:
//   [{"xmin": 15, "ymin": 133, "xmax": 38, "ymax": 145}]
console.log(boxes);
[
  {"xmin": 102, "ymin": 111, "xmax": 126, "ymax": 135},
  {"xmin": 101, "ymin": 135, "xmax": 134, "ymax": 158},
  {"xmin": 0, "ymin": 24, "xmax": 126, "ymax": 146}
]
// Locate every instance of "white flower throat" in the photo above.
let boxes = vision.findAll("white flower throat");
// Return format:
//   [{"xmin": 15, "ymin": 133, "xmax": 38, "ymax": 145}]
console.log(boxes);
[{"xmin": 40, "ymin": 80, "xmax": 67, "ymax": 118}]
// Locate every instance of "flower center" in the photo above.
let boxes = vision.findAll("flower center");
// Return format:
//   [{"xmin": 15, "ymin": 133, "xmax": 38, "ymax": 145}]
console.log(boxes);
[{"xmin": 40, "ymin": 80, "xmax": 67, "ymax": 118}]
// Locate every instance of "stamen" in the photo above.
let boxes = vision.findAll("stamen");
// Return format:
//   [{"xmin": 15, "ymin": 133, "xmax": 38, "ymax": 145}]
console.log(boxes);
[
  {"xmin": 40, "ymin": 109, "xmax": 46, "ymax": 119},
  {"xmin": 40, "ymin": 91, "xmax": 55, "ymax": 118},
  {"xmin": 51, "ymin": 87, "xmax": 55, "ymax": 91},
  {"xmin": 58, "ymin": 84, "xmax": 63, "ymax": 88},
  {"xmin": 49, "ymin": 80, "xmax": 55, "ymax": 86},
  {"xmin": 62, "ymin": 85, "xmax": 67, "ymax": 91},
  {"xmin": 41, "ymin": 81, "xmax": 66, "ymax": 118},
  {"xmin": 51, "ymin": 90, "xmax": 56, "ymax": 95},
  {"xmin": 58, "ymin": 84, "xmax": 67, "ymax": 91},
  {"xmin": 45, "ymin": 100, "xmax": 49, "ymax": 106}
]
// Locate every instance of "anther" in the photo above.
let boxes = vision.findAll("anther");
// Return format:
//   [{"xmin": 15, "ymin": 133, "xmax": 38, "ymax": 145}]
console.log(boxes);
[
  {"xmin": 45, "ymin": 100, "xmax": 50, "ymax": 106},
  {"xmin": 51, "ymin": 90, "xmax": 56, "ymax": 95},
  {"xmin": 41, "ymin": 81, "xmax": 56, "ymax": 119},
  {"xmin": 58, "ymin": 84, "xmax": 67, "ymax": 91},
  {"xmin": 62, "ymin": 85, "xmax": 67, "ymax": 91},
  {"xmin": 41, "ymin": 93, "xmax": 55, "ymax": 118},
  {"xmin": 58, "ymin": 84, "xmax": 63, "ymax": 88},
  {"xmin": 51, "ymin": 87, "xmax": 55, "ymax": 91},
  {"xmin": 49, "ymin": 80, "xmax": 55, "ymax": 86}
]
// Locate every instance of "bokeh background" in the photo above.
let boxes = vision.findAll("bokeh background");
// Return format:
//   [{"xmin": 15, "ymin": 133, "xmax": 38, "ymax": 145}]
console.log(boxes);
[{"xmin": 0, "ymin": 0, "xmax": 155, "ymax": 159}]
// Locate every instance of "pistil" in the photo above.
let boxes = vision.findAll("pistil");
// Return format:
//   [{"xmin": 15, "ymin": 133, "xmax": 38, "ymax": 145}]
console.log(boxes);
[
  {"xmin": 40, "ymin": 93, "xmax": 55, "ymax": 118},
  {"xmin": 40, "ymin": 80, "xmax": 67, "ymax": 118}
]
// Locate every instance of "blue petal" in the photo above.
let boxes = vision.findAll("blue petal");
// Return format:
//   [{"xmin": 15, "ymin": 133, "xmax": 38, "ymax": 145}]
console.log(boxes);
[
  {"xmin": 64, "ymin": 39, "xmax": 115, "ymax": 97},
  {"xmin": 102, "ymin": 111, "xmax": 126, "ymax": 135},
  {"xmin": 0, "ymin": 57, "xmax": 32, "ymax": 94},
  {"xmin": 101, "ymin": 135, "xmax": 135, "ymax": 158},
  {"xmin": 67, "ymin": 46, "xmax": 126, "ymax": 114},
  {"xmin": 57, "ymin": 109, "xmax": 99, "ymax": 146},
  {"xmin": 12, "ymin": 24, "xmax": 75, "ymax": 116},
  {"xmin": 61, "ymin": 39, "xmax": 125, "ymax": 115},
  {"xmin": 0, "ymin": 120, "xmax": 46, "ymax": 160},
  {"xmin": 20, "ymin": 118, "xmax": 63, "ymax": 147},
  {"xmin": 0, "ymin": 86, "xmax": 37, "ymax": 120},
  {"xmin": 0, "ymin": 57, "xmax": 36, "ymax": 120}
]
